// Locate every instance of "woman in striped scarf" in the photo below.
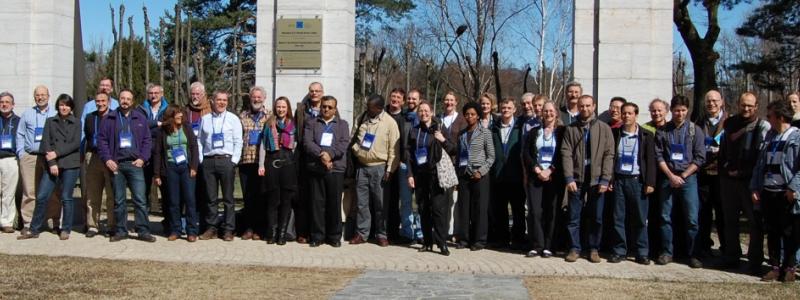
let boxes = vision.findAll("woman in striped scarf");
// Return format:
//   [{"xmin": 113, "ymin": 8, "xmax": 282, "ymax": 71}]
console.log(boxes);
[{"xmin": 258, "ymin": 97, "xmax": 298, "ymax": 245}]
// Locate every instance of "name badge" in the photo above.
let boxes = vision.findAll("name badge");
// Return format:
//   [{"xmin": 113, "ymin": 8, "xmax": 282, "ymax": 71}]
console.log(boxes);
[
  {"xmin": 212, "ymin": 133, "xmax": 225, "ymax": 149},
  {"xmin": 248, "ymin": 130, "xmax": 260, "ymax": 146},
  {"xmin": 0, "ymin": 134, "xmax": 12, "ymax": 150},
  {"xmin": 361, "ymin": 133, "xmax": 376, "ymax": 150},
  {"xmin": 172, "ymin": 147, "xmax": 187, "ymax": 164},
  {"xmin": 191, "ymin": 123, "xmax": 200, "ymax": 136},
  {"xmin": 34, "ymin": 127, "xmax": 44, "ymax": 142},
  {"xmin": 459, "ymin": 148, "xmax": 469, "ymax": 167},
  {"xmin": 320, "ymin": 132, "xmax": 333, "ymax": 147},
  {"xmin": 415, "ymin": 147, "xmax": 428, "ymax": 165},
  {"xmin": 539, "ymin": 146, "xmax": 554, "ymax": 163},
  {"xmin": 620, "ymin": 154, "xmax": 635, "ymax": 172},
  {"xmin": 119, "ymin": 132, "xmax": 133, "ymax": 149},
  {"xmin": 670, "ymin": 144, "xmax": 685, "ymax": 162}
]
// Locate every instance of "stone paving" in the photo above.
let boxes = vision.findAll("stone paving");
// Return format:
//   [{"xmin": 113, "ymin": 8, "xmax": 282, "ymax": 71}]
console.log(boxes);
[
  {"xmin": 333, "ymin": 270, "xmax": 528, "ymax": 299},
  {"xmin": 0, "ymin": 217, "xmax": 760, "ymax": 284}
]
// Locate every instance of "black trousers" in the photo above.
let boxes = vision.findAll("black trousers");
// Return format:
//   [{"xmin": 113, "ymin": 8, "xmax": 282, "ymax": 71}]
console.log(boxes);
[
  {"xmin": 527, "ymin": 177, "xmax": 562, "ymax": 251},
  {"xmin": 144, "ymin": 163, "xmax": 168, "ymax": 226},
  {"xmin": 455, "ymin": 175, "xmax": 490, "ymax": 246},
  {"xmin": 295, "ymin": 160, "xmax": 311, "ymax": 240},
  {"xmin": 489, "ymin": 179, "xmax": 525, "ymax": 246},
  {"xmin": 239, "ymin": 163, "xmax": 265, "ymax": 234},
  {"xmin": 202, "ymin": 157, "xmax": 236, "ymax": 232},
  {"xmin": 310, "ymin": 172, "xmax": 343, "ymax": 243},
  {"xmin": 415, "ymin": 172, "xmax": 449, "ymax": 249},
  {"xmin": 762, "ymin": 190, "xmax": 800, "ymax": 268},
  {"xmin": 697, "ymin": 173, "xmax": 725, "ymax": 253},
  {"xmin": 384, "ymin": 171, "xmax": 401, "ymax": 241},
  {"xmin": 262, "ymin": 152, "xmax": 297, "ymax": 239}
]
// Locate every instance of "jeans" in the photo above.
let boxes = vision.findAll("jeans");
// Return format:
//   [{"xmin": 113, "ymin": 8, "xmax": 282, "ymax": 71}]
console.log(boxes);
[
  {"xmin": 612, "ymin": 176, "xmax": 649, "ymax": 257},
  {"xmin": 113, "ymin": 161, "xmax": 151, "ymax": 235},
  {"xmin": 567, "ymin": 182, "xmax": 605, "ymax": 252},
  {"xmin": 396, "ymin": 163, "xmax": 421, "ymax": 240},
  {"xmin": 166, "ymin": 162, "xmax": 197, "ymax": 236},
  {"xmin": 30, "ymin": 168, "xmax": 79, "ymax": 234},
  {"xmin": 659, "ymin": 174, "xmax": 700, "ymax": 257}
]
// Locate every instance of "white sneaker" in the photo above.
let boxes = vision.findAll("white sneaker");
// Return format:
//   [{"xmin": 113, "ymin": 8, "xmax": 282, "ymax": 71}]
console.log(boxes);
[
  {"xmin": 526, "ymin": 249, "xmax": 539, "ymax": 257},
  {"xmin": 542, "ymin": 249, "xmax": 553, "ymax": 257}
]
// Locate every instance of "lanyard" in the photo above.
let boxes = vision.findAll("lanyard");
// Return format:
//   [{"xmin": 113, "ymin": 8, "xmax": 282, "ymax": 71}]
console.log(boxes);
[
  {"xmin": 769, "ymin": 128, "xmax": 795, "ymax": 165},
  {"xmin": 212, "ymin": 112, "xmax": 227, "ymax": 135},
  {"xmin": 251, "ymin": 111, "xmax": 263, "ymax": 126},
  {"xmin": 0, "ymin": 116, "xmax": 10, "ymax": 135},
  {"xmin": 540, "ymin": 127, "xmax": 554, "ymax": 148},
  {"xmin": 416, "ymin": 128, "xmax": 428, "ymax": 149},
  {"xmin": 35, "ymin": 107, "xmax": 47, "ymax": 128},
  {"xmin": 323, "ymin": 121, "xmax": 334, "ymax": 133},
  {"xmin": 669, "ymin": 123, "xmax": 687, "ymax": 145},
  {"xmin": 461, "ymin": 127, "xmax": 477, "ymax": 156},
  {"xmin": 501, "ymin": 118, "xmax": 515, "ymax": 145},
  {"xmin": 118, "ymin": 112, "xmax": 131, "ymax": 133},
  {"xmin": 92, "ymin": 115, "xmax": 99, "ymax": 141},
  {"xmin": 622, "ymin": 132, "xmax": 638, "ymax": 157},
  {"xmin": 175, "ymin": 130, "xmax": 183, "ymax": 148}
]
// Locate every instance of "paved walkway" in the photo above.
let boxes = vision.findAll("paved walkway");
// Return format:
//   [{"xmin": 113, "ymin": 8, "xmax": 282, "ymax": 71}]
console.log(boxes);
[{"xmin": 0, "ymin": 220, "xmax": 759, "ymax": 284}]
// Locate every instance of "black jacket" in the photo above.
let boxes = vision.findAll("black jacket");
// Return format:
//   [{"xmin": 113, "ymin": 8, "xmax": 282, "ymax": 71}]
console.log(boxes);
[
  {"xmin": 40, "ymin": 114, "xmax": 81, "ymax": 169},
  {"xmin": 153, "ymin": 122, "xmax": 200, "ymax": 179},
  {"xmin": 611, "ymin": 126, "xmax": 657, "ymax": 189},
  {"xmin": 523, "ymin": 125, "xmax": 565, "ymax": 179}
]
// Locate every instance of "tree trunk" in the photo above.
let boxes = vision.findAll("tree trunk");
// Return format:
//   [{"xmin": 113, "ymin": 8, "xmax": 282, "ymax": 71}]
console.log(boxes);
[
  {"xmin": 143, "ymin": 5, "xmax": 150, "ymax": 86},
  {"xmin": 173, "ymin": 5, "xmax": 181, "ymax": 103},
  {"xmin": 118, "ymin": 5, "xmax": 125, "ymax": 89},
  {"xmin": 110, "ymin": 5, "xmax": 118, "ymax": 92},
  {"xmin": 185, "ymin": 13, "xmax": 192, "ymax": 95},
  {"xmin": 674, "ymin": 0, "xmax": 721, "ymax": 122},
  {"xmin": 492, "ymin": 51, "xmax": 501, "ymax": 100},
  {"xmin": 159, "ymin": 18, "xmax": 165, "ymax": 87},
  {"xmin": 128, "ymin": 16, "xmax": 134, "ymax": 91}
]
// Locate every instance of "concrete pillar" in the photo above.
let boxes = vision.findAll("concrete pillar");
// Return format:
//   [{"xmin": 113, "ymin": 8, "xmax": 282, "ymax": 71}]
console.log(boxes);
[
  {"xmin": 0, "ymin": 0, "xmax": 77, "ymax": 114},
  {"xmin": 255, "ymin": 0, "xmax": 356, "ymax": 123},
  {"xmin": 573, "ymin": 0, "xmax": 673, "ymax": 113}
]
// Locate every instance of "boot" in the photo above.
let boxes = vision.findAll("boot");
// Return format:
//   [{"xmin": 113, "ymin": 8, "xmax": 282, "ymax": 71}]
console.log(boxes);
[{"xmin": 275, "ymin": 223, "xmax": 288, "ymax": 245}]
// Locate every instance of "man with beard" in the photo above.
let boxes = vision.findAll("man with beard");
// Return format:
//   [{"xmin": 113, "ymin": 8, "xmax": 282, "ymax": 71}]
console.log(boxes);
[{"xmin": 239, "ymin": 86, "xmax": 270, "ymax": 240}]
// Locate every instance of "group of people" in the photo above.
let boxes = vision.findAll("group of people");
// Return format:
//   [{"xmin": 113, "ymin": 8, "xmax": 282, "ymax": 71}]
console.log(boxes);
[{"xmin": 1, "ymin": 77, "xmax": 799, "ymax": 282}]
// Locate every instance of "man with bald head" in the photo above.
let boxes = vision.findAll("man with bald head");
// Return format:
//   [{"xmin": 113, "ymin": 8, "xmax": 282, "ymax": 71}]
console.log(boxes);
[
  {"xmin": 696, "ymin": 90, "xmax": 728, "ymax": 258},
  {"xmin": 16, "ymin": 85, "xmax": 61, "ymax": 233},
  {"xmin": 0, "ymin": 92, "xmax": 20, "ymax": 233},
  {"xmin": 718, "ymin": 92, "xmax": 769, "ymax": 271}
]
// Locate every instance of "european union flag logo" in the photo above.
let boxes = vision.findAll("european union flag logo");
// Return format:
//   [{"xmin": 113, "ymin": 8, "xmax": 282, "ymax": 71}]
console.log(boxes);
[{"xmin": 296, "ymin": 21, "xmax": 304, "ymax": 29}]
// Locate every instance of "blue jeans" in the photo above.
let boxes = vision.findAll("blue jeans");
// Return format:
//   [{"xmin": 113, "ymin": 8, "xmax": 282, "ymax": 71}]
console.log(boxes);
[
  {"xmin": 397, "ymin": 164, "xmax": 422, "ymax": 240},
  {"xmin": 567, "ymin": 183, "xmax": 605, "ymax": 252},
  {"xmin": 113, "ymin": 161, "xmax": 150, "ymax": 235},
  {"xmin": 659, "ymin": 174, "xmax": 699, "ymax": 257},
  {"xmin": 30, "ymin": 168, "xmax": 79, "ymax": 234},
  {"xmin": 612, "ymin": 176, "xmax": 649, "ymax": 257},
  {"xmin": 166, "ymin": 162, "xmax": 197, "ymax": 236}
]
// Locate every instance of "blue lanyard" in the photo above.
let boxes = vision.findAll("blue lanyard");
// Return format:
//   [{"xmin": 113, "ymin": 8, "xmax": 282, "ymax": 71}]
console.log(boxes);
[
  {"xmin": 501, "ymin": 118, "xmax": 515, "ymax": 155},
  {"xmin": 461, "ymin": 128, "xmax": 476, "ymax": 156},
  {"xmin": 669, "ymin": 123, "xmax": 687, "ymax": 145},
  {"xmin": 35, "ymin": 107, "xmax": 47, "ymax": 128},
  {"xmin": 416, "ymin": 128, "xmax": 428, "ymax": 149},
  {"xmin": 118, "ymin": 112, "xmax": 131, "ymax": 134},
  {"xmin": 323, "ymin": 122, "xmax": 334, "ymax": 133},
  {"xmin": 251, "ymin": 111, "xmax": 263, "ymax": 125},
  {"xmin": 0, "ymin": 116, "xmax": 8, "ymax": 135},
  {"xmin": 212, "ymin": 112, "xmax": 227, "ymax": 134},
  {"xmin": 540, "ymin": 128, "xmax": 554, "ymax": 149},
  {"xmin": 622, "ymin": 133, "xmax": 638, "ymax": 157}
]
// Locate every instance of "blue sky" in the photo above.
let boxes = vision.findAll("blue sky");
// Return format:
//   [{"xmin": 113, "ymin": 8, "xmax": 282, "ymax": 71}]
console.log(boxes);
[{"xmin": 81, "ymin": 0, "xmax": 762, "ymax": 66}]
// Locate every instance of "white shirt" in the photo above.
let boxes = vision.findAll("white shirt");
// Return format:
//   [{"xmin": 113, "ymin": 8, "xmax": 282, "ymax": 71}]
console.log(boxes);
[
  {"xmin": 197, "ymin": 110, "xmax": 244, "ymax": 164},
  {"xmin": 442, "ymin": 112, "xmax": 458, "ymax": 128}
]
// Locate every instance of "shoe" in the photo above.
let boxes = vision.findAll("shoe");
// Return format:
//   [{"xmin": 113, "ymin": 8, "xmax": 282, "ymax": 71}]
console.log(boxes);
[
  {"xmin": 635, "ymin": 256, "xmax": 651, "ymax": 265},
  {"xmin": 187, "ymin": 235, "xmax": 198, "ymax": 243},
  {"xmin": 309, "ymin": 240, "xmax": 321, "ymax": 247},
  {"xmin": 296, "ymin": 236, "xmax": 308, "ymax": 244},
  {"xmin": 783, "ymin": 268, "xmax": 796, "ymax": 282},
  {"xmin": 656, "ymin": 254, "xmax": 672, "ymax": 265},
  {"xmin": 541, "ymin": 249, "xmax": 553, "ymax": 258},
  {"xmin": 241, "ymin": 230, "xmax": 253, "ymax": 240},
  {"xmin": 17, "ymin": 232, "xmax": 39, "ymax": 240},
  {"xmin": 689, "ymin": 257, "xmax": 703, "ymax": 269},
  {"xmin": 526, "ymin": 250, "xmax": 539, "ymax": 257},
  {"xmin": 20, "ymin": 228, "xmax": 30, "ymax": 235},
  {"xmin": 167, "ymin": 234, "xmax": 179, "ymax": 241},
  {"xmin": 589, "ymin": 250, "xmax": 601, "ymax": 263},
  {"xmin": 264, "ymin": 238, "xmax": 275, "ymax": 244},
  {"xmin": 455, "ymin": 241, "xmax": 468, "ymax": 249},
  {"xmin": 110, "ymin": 234, "xmax": 127, "ymax": 242},
  {"xmin": 349, "ymin": 235, "xmax": 365, "ymax": 245},
  {"xmin": 565, "ymin": 250, "xmax": 579, "ymax": 262},
  {"xmin": 328, "ymin": 240, "xmax": 341, "ymax": 248},
  {"xmin": 252, "ymin": 233, "xmax": 262, "ymax": 241},
  {"xmin": 222, "ymin": 231, "xmax": 234, "ymax": 242},
  {"xmin": 470, "ymin": 244, "xmax": 485, "ymax": 251},
  {"xmin": 440, "ymin": 244, "xmax": 450, "ymax": 256},
  {"xmin": 138, "ymin": 233, "xmax": 156, "ymax": 243},
  {"xmin": 762, "ymin": 267, "xmax": 780, "ymax": 282},
  {"xmin": 85, "ymin": 230, "xmax": 97, "ymax": 238},
  {"xmin": 199, "ymin": 228, "xmax": 217, "ymax": 240},
  {"xmin": 377, "ymin": 238, "xmax": 389, "ymax": 247},
  {"xmin": 607, "ymin": 254, "xmax": 623, "ymax": 263},
  {"xmin": 419, "ymin": 245, "xmax": 433, "ymax": 252},
  {"xmin": 59, "ymin": 232, "xmax": 70, "ymax": 240},
  {"xmin": 276, "ymin": 237, "xmax": 286, "ymax": 245},
  {"xmin": 1, "ymin": 226, "xmax": 14, "ymax": 233}
]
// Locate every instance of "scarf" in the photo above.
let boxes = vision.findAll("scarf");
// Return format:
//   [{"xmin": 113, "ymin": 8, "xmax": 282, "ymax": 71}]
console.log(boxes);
[{"xmin": 264, "ymin": 118, "xmax": 295, "ymax": 151}]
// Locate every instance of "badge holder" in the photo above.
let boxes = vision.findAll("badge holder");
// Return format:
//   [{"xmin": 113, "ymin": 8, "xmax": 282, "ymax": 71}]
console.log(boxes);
[
  {"xmin": 320, "ymin": 132, "xmax": 333, "ymax": 147},
  {"xmin": 0, "ymin": 134, "xmax": 12, "ymax": 150},
  {"xmin": 415, "ymin": 147, "xmax": 428, "ymax": 165},
  {"xmin": 34, "ymin": 127, "xmax": 44, "ymax": 142},
  {"xmin": 670, "ymin": 144, "xmax": 685, "ymax": 162},
  {"xmin": 212, "ymin": 133, "xmax": 225, "ymax": 149},
  {"xmin": 119, "ymin": 132, "xmax": 133, "ymax": 149},
  {"xmin": 248, "ymin": 130, "xmax": 260, "ymax": 146},
  {"xmin": 361, "ymin": 133, "xmax": 376, "ymax": 150}
]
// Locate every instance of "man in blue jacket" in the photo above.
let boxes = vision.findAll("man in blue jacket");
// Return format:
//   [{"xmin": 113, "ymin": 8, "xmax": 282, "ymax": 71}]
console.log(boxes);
[
  {"xmin": 140, "ymin": 84, "xmax": 169, "ymax": 230},
  {"xmin": 98, "ymin": 89, "xmax": 155, "ymax": 242}
]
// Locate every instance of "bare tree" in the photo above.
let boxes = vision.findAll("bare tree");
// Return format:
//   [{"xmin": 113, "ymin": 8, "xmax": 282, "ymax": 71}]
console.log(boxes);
[
  {"xmin": 128, "ymin": 16, "xmax": 134, "ymax": 90},
  {"xmin": 143, "ymin": 5, "xmax": 151, "ymax": 86},
  {"xmin": 159, "ymin": 18, "xmax": 165, "ymax": 87},
  {"xmin": 110, "ymin": 5, "xmax": 118, "ymax": 92},
  {"xmin": 173, "ymin": 5, "xmax": 182, "ymax": 103},
  {"xmin": 118, "ymin": 4, "xmax": 125, "ymax": 88}
]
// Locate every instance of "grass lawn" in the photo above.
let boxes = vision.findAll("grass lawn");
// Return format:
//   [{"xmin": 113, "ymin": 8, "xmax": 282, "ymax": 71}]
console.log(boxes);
[
  {"xmin": 524, "ymin": 276, "xmax": 800, "ymax": 299},
  {"xmin": 0, "ymin": 254, "xmax": 360, "ymax": 299}
]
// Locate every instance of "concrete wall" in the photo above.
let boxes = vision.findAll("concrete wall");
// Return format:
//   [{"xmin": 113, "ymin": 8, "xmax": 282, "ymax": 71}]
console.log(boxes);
[
  {"xmin": 0, "ymin": 0, "xmax": 75, "ymax": 114},
  {"xmin": 573, "ymin": 0, "xmax": 672, "ymax": 115},
  {"xmin": 255, "ymin": 0, "xmax": 356, "ymax": 124}
]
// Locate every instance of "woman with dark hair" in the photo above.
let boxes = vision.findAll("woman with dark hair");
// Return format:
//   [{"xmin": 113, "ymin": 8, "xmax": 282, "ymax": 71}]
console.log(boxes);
[
  {"xmin": 258, "ymin": 96, "xmax": 298, "ymax": 245},
  {"xmin": 523, "ymin": 101, "xmax": 565, "ymax": 258},
  {"xmin": 407, "ymin": 101, "xmax": 456, "ymax": 255},
  {"xmin": 153, "ymin": 104, "xmax": 200, "ymax": 242},
  {"xmin": 18, "ymin": 94, "xmax": 81, "ymax": 240},
  {"xmin": 454, "ymin": 101, "xmax": 495, "ymax": 251}
]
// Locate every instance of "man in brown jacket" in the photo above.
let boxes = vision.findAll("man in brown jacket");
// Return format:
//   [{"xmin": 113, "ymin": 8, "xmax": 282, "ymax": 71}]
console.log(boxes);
[{"xmin": 560, "ymin": 95, "xmax": 615, "ymax": 263}]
